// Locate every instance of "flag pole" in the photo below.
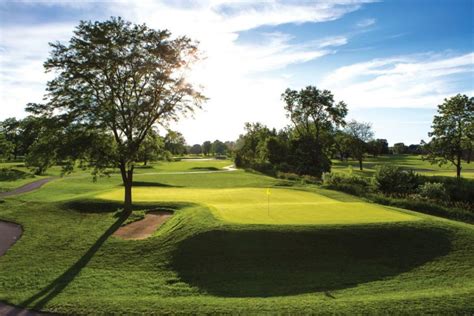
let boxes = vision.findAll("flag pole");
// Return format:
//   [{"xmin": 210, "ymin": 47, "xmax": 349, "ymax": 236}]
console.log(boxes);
[{"xmin": 267, "ymin": 193, "xmax": 270, "ymax": 216}]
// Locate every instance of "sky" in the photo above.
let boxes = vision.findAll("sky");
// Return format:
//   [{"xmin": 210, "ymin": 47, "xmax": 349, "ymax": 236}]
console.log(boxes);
[{"xmin": 0, "ymin": 0, "xmax": 473, "ymax": 146}]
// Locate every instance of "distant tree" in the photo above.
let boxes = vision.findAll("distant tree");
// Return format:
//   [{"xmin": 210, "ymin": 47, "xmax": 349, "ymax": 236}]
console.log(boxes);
[
  {"xmin": 0, "ymin": 132, "xmax": 14, "ymax": 160},
  {"xmin": 212, "ymin": 140, "xmax": 227, "ymax": 155},
  {"xmin": 189, "ymin": 144, "xmax": 202, "ymax": 155},
  {"xmin": 333, "ymin": 130, "xmax": 351, "ymax": 161},
  {"xmin": 406, "ymin": 144, "xmax": 424, "ymax": 155},
  {"xmin": 344, "ymin": 120, "xmax": 374, "ymax": 170},
  {"xmin": 0, "ymin": 118, "xmax": 21, "ymax": 160},
  {"xmin": 282, "ymin": 86, "xmax": 347, "ymax": 177},
  {"xmin": 138, "ymin": 128, "xmax": 164, "ymax": 165},
  {"xmin": 202, "ymin": 141, "xmax": 212, "ymax": 156},
  {"xmin": 164, "ymin": 131, "xmax": 188, "ymax": 156},
  {"xmin": 423, "ymin": 94, "xmax": 473, "ymax": 178},
  {"xmin": 29, "ymin": 17, "xmax": 204, "ymax": 213},
  {"xmin": 234, "ymin": 123, "xmax": 273, "ymax": 167},
  {"xmin": 367, "ymin": 139, "xmax": 389, "ymax": 157},
  {"xmin": 224, "ymin": 141, "xmax": 236, "ymax": 153},
  {"xmin": 263, "ymin": 135, "xmax": 289, "ymax": 166},
  {"xmin": 392, "ymin": 143, "xmax": 407, "ymax": 155}
]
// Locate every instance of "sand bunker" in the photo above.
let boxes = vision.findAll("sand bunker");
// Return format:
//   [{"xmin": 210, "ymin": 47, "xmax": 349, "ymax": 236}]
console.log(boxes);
[{"xmin": 114, "ymin": 211, "xmax": 173, "ymax": 240}]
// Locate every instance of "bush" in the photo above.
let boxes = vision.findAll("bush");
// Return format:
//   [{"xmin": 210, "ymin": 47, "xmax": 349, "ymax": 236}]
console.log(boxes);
[
  {"xmin": 417, "ymin": 182, "xmax": 448, "ymax": 201},
  {"xmin": 419, "ymin": 176, "xmax": 474, "ymax": 204},
  {"xmin": 370, "ymin": 193, "xmax": 474, "ymax": 224},
  {"xmin": 322, "ymin": 173, "xmax": 372, "ymax": 196},
  {"xmin": 374, "ymin": 165, "xmax": 418, "ymax": 196}
]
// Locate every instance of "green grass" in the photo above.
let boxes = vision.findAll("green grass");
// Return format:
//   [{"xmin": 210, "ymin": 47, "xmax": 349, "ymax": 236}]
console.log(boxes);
[
  {"xmin": 332, "ymin": 154, "xmax": 474, "ymax": 178},
  {"xmin": 0, "ymin": 160, "xmax": 473, "ymax": 314},
  {"xmin": 99, "ymin": 187, "xmax": 417, "ymax": 225}
]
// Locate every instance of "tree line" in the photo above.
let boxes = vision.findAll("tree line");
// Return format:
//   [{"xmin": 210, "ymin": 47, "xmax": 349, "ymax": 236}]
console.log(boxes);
[{"xmin": 233, "ymin": 89, "xmax": 472, "ymax": 179}]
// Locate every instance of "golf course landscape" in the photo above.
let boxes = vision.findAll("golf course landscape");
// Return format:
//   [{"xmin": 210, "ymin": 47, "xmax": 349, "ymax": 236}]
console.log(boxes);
[
  {"xmin": 1, "ymin": 2, "xmax": 473, "ymax": 314},
  {"xmin": 0, "ymin": 158, "xmax": 473, "ymax": 314}
]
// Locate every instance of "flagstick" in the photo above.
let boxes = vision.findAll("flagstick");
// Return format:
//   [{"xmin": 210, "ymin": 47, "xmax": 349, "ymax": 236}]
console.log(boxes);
[{"xmin": 267, "ymin": 193, "xmax": 270, "ymax": 216}]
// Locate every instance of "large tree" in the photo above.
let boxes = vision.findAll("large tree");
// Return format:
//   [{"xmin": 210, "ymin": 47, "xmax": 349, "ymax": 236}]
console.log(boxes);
[
  {"xmin": 423, "ymin": 94, "xmax": 473, "ymax": 178},
  {"xmin": 281, "ymin": 86, "xmax": 347, "ymax": 177},
  {"xmin": 31, "ymin": 17, "xmax": 204, "ymax": 213}
]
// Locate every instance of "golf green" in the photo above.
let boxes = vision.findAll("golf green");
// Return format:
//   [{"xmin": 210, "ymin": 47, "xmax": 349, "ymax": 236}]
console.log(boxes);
[{"xmin": 98, "ymin": 187, "xmax": 418, "ymax": 225}]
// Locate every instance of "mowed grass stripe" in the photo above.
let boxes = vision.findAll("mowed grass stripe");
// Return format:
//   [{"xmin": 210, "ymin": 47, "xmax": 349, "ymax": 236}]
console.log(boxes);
[{"xmin": 97, "ymin": 187, "xmax": 418, "ymax": 225}]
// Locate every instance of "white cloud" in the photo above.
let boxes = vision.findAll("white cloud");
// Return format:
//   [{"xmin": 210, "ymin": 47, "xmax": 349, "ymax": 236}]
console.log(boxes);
[
  {"xmin": 1, "ymin": 0, "xmax": 366, "ymax": 143},
  {"xmin": 356, "ymin": 18, "xmax": 375, "ymax": 28},
  {"xmin": 320, "ymin": 52, "xmax": 474, "ymax": 109}
]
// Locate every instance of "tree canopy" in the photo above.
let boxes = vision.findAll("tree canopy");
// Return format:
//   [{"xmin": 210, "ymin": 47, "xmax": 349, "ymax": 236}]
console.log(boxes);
[
  {"xmin": 423, "ymin": 94, "xmax": 473, "ymax": 178},
  {"xmin": 29, "ymin": 17, "xmax": 205, "ymax": 212}
]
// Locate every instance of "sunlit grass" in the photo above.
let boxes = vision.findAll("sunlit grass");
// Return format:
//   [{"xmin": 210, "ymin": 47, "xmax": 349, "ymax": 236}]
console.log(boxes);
[{"xmin": 98, "ymin": 187, "xmax": 417, "ymax": 225}]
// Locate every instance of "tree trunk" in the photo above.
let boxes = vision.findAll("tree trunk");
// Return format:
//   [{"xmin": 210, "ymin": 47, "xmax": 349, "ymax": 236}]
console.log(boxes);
[
  {"xmin": 359, "ymin": 158, "xmax": 363, "ymax": 171},
  {"xmin": 124, "ymin": 181, "xmax": 132, "ymax": 215},
  {"xmin": 119, "ymin": 162, "xmax": 134, "ymax": 216},
  {"xmin": 456, "ymin": 154, "xmax": 462, "ymax": 179}
]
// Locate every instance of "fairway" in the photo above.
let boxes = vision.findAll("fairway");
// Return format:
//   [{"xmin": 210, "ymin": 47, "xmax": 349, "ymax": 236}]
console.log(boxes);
[{"xmin": 98, "ymin": 187, "xmax": 417, "ymax": 225}]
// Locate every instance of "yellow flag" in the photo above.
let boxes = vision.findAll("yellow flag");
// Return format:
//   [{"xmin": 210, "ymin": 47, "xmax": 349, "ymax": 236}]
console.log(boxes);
[{"xmin": 266, "ymin": 188, "xmax": 271, "ymax": 196}]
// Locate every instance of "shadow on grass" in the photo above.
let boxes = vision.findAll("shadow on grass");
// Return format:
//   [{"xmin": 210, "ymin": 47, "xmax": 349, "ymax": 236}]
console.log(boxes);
[
  {"xmin": 129, "ymin": 181, "xmax": 182, "ymax": 188},
  {"xmin": 12, "ymin": 211, "xmax": 129, "ymax": 314},
  {"xmin": 190, "ymin": 167, "xmax": 219, "ymax": 171},
  {"xmin": 171, "ymin": 225, "xmax": 452, "ymax": 297},
  {"xmin": 0, "ymin": 168, "xmax": 34, "ymax": 181},
  {"xmin": 63, "ymin": 199, "xmax": 191, "ymax": 213}
]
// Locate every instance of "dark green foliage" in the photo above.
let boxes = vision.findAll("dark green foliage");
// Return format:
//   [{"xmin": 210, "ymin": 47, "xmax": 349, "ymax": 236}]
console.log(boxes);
[
  {"xmin": 374, "ymin": 165, "xmax": 419, "ymax": 195},
  {"xmin": 202, "ymin": 141, "xmax": 212, "ymax": 156},
  {"xmin": 164, "ymin": 131, "xmax": 187, "ymax": 156},
  {"xmin": 0, "ymin": 168, "xmax": 34, "ymax": 181},
  {"xmin": 367, "ymin": 139, "xmax": 389, "ymax": 156},
  {"xmin": 419, "ymin": 175, "xmax": 474, "ymax": 204},
  {"xmin": 188, "ymin": 144, "xmax": 202, "ymax": 155},
  {"xmin": 417, "ymin": 182, "xmax": 449, "ymax": 201},
  {"xmin": 423, "ymin": 94, "xmax": 473, "ymax": 178},
  {"xmin": 0, "ymin": 132, "xmax": 14, "ymax": 160},
  {"xmin": 211, "ymin": 140, "xmax": 227, "ymax": 155},
  {"xmin": 322, "ymin": 172, "xmax": 372, "ymax": 196},
  {"xmin": 370, "ymin": 194, "xmax": 474, "ymax": 224},
  {"xmin": 392, "ymin": 142, "xmax": 407, "ymax": 154}
]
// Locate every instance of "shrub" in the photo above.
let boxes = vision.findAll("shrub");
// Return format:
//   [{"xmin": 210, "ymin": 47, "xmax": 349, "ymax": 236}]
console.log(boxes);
[
  {"xmin": 370, "ymin": 193, "xmax": 474, "ymax": 224},
  {"xmin": 419, "ymin": 175, "xmax": 474, "ymax": 204},
  {"xmin": 277, "ymin": 172, "xmax": 302, "ymax": 182},
  {"xmin": 322, "ymin": 173, "xmax": 372, "ymax": 196},
  {"xmin": 374, "ymin": 165, "xmax": 418, "ymax": 196},
  {"xmin": 417, "ymin": 182, "xmax": 448, "ymax": 201}
]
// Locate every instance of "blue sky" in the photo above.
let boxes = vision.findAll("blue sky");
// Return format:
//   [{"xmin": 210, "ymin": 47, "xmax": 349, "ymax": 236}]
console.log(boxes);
[{"xmin": 0, "ymin": 0, "xmax": 473, "ymax": 145}]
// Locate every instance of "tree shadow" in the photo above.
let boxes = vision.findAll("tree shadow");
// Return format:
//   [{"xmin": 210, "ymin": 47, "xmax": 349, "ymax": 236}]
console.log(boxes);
[
  {"xmin": 10, "ymin": 211, "xmax": 129, "ymax": 314},
  {"xmin": 63, "ymin": 199, "xmax": 191, "ymax": 213},
  {"xmin": 130, "ymin": 181, "xmax": 182, "ymax": 188},
  {"xmin": 190, "ymin": 167, "xmax": 219, "ymax": 171},
  {"xmin": 170, "ymin": 225, "xmax": 452, "ymax": 297},
  {"xmin": 0, "ymin": 168, "xmax": 34, "ymax": 181}
]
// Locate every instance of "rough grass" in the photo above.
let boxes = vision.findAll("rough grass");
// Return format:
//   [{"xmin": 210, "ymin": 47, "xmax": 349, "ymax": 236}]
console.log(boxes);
[
  {"xmin": 98, "ymin": 187, "xmax": 418, "ymax": 225},
  {"xmin": 0, "ymin": 159, "xmax": 473, "ymax": 314}
]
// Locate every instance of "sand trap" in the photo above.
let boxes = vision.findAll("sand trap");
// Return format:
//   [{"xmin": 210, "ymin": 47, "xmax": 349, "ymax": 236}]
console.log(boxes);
[
  {"xmin": 0, "ymin": 220, "xmax": 22, "ymax": 257},
  {"xmin": 114, "ymin": 211, "xmax": 173, "ymax": 240}
]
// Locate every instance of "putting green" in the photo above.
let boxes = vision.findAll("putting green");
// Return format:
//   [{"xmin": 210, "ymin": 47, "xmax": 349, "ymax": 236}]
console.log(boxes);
[{"xmin": 98, "ymin": 187, "xmax": 418, "ymax": 225}]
